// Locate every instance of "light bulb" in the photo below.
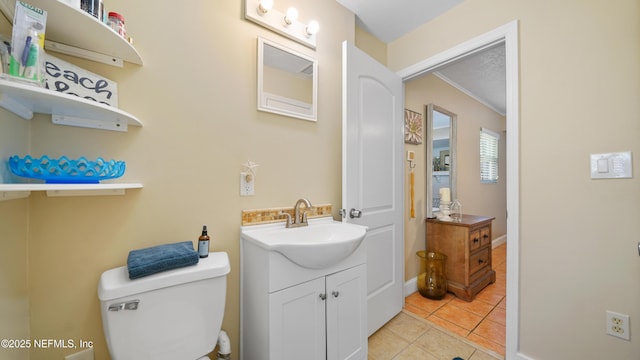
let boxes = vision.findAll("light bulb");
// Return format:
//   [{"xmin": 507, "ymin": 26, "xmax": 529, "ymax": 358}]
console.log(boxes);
[
  {"xmin": 257, "ymin": 0, "xmax": 273, "ymax": 15},
  {"xmin": 284, "ymin": 7, "xmax": 298, "ymax": 25},
  {"xmin": 306, "ymin": 20, "xmax": 319, "ymax": 36}
]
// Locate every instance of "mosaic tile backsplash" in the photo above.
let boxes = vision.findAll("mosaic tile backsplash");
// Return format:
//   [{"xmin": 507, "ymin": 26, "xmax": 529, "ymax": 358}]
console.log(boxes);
[{"xmin": 242, "ymin": 204, "xmax": 333, "ymax": 225}]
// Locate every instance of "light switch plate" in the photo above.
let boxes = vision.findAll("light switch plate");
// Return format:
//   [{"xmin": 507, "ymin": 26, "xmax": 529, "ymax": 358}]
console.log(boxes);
[{"xmin": 590, "ymin": 151, "xmax": 633, "ymax": 179}]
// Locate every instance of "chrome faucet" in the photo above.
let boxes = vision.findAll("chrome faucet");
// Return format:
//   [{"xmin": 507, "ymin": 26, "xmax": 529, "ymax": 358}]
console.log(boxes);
[{"xmin": 290, "ymin": 198, "xmax": 312, "ymax": 228}]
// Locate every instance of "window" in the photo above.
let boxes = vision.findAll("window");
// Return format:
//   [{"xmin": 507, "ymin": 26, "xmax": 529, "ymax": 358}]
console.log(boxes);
[{"xmin": 480, "ymin": 128, "xmax": 500, "ymax": 183}]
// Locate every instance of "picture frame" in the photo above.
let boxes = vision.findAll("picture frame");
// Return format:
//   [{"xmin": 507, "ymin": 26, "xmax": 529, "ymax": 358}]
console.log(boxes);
[
  {"xmin": 404, "ymin": 109, "xmax": 423, "ymax": 144},
  {"xmin": 440, "ymin": 150, "xmax": 450, "ymax": 170}
]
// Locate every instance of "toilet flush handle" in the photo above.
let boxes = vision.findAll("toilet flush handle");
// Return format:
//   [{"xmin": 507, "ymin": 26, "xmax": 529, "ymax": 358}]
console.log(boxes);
[{"xmin": 108, "ymin": 299, "xmax": 140, "ymax": 312}]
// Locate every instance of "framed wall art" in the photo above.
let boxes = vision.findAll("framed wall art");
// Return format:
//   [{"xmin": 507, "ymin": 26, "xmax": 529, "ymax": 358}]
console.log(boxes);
[{"xmin": 404, "ymin": 109, "xmax": 423, "ymax": 144}]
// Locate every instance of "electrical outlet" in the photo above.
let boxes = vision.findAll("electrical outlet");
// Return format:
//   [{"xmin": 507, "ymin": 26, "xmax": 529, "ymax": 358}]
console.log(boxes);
[
  {"xmin": 240, "ymin": 172, "xmax": 254, "ymax": 196},
  {"xmin": 606, "ymin": 310, "xmax": 630, "ymax": 340},
  {"xmin": 65, "ymin": 348, "xmax": 94, "ymax": 360}
]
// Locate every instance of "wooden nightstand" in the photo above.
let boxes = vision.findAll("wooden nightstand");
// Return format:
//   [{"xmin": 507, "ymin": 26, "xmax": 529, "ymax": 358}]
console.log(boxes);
[{"xmin": 426, "ymin": 215, "xmax": 496, "ymax": 301}]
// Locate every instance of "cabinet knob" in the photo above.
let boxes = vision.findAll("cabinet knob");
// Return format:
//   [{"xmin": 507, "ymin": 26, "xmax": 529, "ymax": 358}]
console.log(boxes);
[
  {"xmin": 483, "ymin": 234, "xmax": 489, "ymax": 239},
  {"xmin": 332, "ymin": 291, "xmax": 340, "ymax": 298},
  {"xmin": 319, "ymin": 293, "xmax": 326, "ymax": 300},
  {"xmin": 478, "ymin": 259, "xmax": 484, "ymax": 264},
  {"xmin": 473, "ymin": 238, "xmax": 479, "ymax": 243}
]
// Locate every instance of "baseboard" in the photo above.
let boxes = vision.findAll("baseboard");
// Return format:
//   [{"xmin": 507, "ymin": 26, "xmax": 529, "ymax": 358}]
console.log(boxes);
[
  {"xmin": 492, "ymin": 234, "xmax": 506, "ymax": 248},
  {"xmin": 404, "ymin": 276, "xmax": 418, "ymax": 297}
]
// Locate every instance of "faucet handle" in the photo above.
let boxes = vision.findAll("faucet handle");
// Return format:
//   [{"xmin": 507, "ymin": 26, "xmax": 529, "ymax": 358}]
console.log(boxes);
[{"xmin": 279, "ymin": 212, "xmax": 292, "ymax": 228}]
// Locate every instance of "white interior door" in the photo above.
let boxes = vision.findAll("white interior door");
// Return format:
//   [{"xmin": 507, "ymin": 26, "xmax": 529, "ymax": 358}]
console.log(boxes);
[{"xmin": 342, "ymin": 41, "xmax": 404, "ymax": 336}]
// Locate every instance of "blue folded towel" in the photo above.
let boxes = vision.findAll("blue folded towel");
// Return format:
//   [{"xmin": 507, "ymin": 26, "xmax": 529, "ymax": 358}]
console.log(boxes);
[{"xmin": 127, "ymin": 241, "xmax": 199, "ymax": 279}]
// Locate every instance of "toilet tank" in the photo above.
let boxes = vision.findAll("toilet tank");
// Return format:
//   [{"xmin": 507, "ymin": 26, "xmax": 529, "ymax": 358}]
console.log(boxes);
[{"xmin": 98, "ymin": 252, "xmax": 230, "ymax": 360}]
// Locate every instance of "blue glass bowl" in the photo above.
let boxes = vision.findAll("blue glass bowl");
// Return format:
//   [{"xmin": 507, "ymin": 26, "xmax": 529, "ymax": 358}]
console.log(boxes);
[{"xmin": 8, "ymin": 155, "xmax": 126, "ymax": 184}]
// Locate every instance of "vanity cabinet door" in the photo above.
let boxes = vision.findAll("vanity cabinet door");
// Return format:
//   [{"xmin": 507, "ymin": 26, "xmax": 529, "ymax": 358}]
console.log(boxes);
[
  {"xmin": 326, "ymin": 264, "xmax": 367, "ymax": 360},
  {"xmin": 269, "ymin": 277, "xmax": 327, "ymax": 360}
]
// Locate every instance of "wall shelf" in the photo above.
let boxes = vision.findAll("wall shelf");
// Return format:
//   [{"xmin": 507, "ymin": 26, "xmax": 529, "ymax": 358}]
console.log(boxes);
[
  {"xmin": 0, "ymin": 183, "xmax": 143, "ymax": 201},
  {"xmin": 0, "ymin": 77, "xmax": 142, "ymax": 131},
  {"xmin": 0, "ymin": 0, "xmax": 145, "ymax": 131},
  {"xmin": 0, "ymin": 1, "xmax": 145, "ymax": 199},
  {"xmin": 0, "ymin": 0, "xmax": 143, "ymax": 66}
]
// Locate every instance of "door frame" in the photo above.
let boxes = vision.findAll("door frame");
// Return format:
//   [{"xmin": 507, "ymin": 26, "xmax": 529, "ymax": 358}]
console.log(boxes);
[{"xmin": 396, "ymin": 20, "xmax": 522, "ymax": 359}]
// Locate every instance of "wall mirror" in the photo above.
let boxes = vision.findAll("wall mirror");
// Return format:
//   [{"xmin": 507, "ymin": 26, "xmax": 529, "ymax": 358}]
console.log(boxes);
[
  {"xmin": 257, "ymin": 37, "xmax": 318, "ymax": 121},
  {"xmin": 426, "ymin": 104, "xmax": 457, "ymax": 218}
]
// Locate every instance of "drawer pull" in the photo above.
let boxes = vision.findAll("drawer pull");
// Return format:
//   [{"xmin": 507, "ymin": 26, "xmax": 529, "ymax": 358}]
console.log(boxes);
[
  {"xmin": 478, "ymin": 259, "xmax": 484, "ymax": 264},
  {"xmin": 483, "ymin": 234, "xmax": 489, "ymax": 239},
  {"xmin": 473, "ymin": 238, "xmax": 479, "ymax": 243}
]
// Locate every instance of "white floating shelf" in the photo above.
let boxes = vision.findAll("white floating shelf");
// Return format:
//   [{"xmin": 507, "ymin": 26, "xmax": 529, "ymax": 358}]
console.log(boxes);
[
  {"xmin": 0, "ymin": 0, "xmax": 143, "ymax": 66},
  {"xmin": 0, "ymin": 78, "xmax": 142, "ymax": 131},
  {"xmin": 0, "ymin": 183, "xmax": 143, "ymax": 200}
]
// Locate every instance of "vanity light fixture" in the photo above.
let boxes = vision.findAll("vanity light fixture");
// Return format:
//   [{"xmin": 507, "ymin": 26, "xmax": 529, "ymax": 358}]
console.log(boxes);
[
  {"xmin": 245, "ymin": 0, "xmax": 318, "ymax": 49},
  {"xmin": 283, "ymin": 7, "xmax": 298, "ymax": 26},
  {"xmin": 257, "ymin": 0, "xmax": 273, "ymax": 14},
  {"xmin": 305, "ymin": 20, "xmax": 319, "ymax": 36}
]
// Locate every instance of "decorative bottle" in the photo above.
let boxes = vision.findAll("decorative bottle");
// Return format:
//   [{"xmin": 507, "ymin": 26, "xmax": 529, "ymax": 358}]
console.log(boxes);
[
  {"xmin": 198, "ymin": 225, "xmax": 210, "ymax": 258},
  {"xmin": 450, "ymin": 199, "xmax": 462, "ymax": 222}
]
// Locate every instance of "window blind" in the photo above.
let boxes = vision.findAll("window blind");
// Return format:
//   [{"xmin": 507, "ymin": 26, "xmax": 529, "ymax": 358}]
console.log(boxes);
[{"xmin": 480, "ymin": 128, "xmax": 500, "ymax": 183}]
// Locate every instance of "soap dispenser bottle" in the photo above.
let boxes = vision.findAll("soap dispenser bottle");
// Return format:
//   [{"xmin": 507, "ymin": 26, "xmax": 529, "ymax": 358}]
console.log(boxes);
[{"xmin": 198, "ymin": 225, "xmax": 210, "ymax": 258}]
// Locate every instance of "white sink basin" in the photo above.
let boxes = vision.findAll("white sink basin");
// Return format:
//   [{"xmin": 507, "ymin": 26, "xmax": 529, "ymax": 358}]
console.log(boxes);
[{"xmin": 241, "ymin": 218, "xmax": 367, "ymax": 269}]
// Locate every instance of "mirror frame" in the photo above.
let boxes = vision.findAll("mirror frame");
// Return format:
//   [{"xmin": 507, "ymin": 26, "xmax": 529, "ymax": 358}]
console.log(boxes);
[
  {"xmin": 426, "ymin": 103, "xmax": 457, "ymax": 218},
  {"xmin": 257, "ymin": 37, "xmax": 318, "ymax": 122}
]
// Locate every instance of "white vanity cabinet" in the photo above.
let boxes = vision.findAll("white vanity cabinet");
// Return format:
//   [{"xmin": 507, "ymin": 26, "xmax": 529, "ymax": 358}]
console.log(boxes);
[
  {"xmin": 269, "ymin": 264, "xmax": 366, "ymax": 360},
  {"xmin": 240, "ymin": 219, "xmax": 368, "ymax": 360}
]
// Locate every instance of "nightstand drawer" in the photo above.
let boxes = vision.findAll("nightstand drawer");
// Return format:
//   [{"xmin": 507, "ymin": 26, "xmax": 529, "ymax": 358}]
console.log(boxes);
[
  {"xmin": 469, "ymin": 247, "xmax": 490, "ymax": 275},
  {"xmin": 480, "ymin": 227, "xmax": 491, "ymax": 247},
  {"xmin": 469, "ymin": 230, "xmax": 482, "ymax": 251}
]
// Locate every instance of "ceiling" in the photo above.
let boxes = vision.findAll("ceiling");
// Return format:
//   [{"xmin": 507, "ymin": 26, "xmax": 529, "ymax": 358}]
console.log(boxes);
[
  {"xmin": 336, "ymin": 0, "xmax": 506, "ymax": 115},
  {"xmin": 434, "ymin": 44, "xmax": 505, "ymax": 115}
]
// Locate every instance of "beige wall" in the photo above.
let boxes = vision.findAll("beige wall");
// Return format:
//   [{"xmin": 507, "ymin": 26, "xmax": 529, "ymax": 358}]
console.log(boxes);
[
  {"xmin": 390, "ymin": 0, "xmax": 640, "ymax": 358},
  {"xmin": 0, "ymin": 0, "xmax": 354, "ymax": 359},
  {"xmin": 0, "ymin": 198, "xmax": 29, "ymax": 360},
  {"xmin": 404, "ymin": 74, "xmax": 506, "ymax": 281},
  {"xmin": 355, "ymin": 26, "xmax": 387, "ymax": 65}
]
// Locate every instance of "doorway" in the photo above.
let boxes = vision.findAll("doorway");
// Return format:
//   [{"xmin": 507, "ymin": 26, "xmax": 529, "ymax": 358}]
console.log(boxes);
[{"xmin": 397, "ymin": 20, "xmax": 520, "ymax": 359}]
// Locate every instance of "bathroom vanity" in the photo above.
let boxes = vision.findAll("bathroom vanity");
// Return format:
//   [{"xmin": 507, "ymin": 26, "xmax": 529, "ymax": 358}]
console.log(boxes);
[
  {"xmin": 426, "ymin": 215, "xmax": 495, "ymax": 301},
  {"xmin": 240, "ymin": 217, "xmax": 368, "ymax": 360}
]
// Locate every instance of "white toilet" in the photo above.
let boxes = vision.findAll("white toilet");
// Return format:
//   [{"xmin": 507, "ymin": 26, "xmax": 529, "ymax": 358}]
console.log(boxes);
[{"xmin": 97, "ymin": 252, "xmax": 230, "ymax": 360}]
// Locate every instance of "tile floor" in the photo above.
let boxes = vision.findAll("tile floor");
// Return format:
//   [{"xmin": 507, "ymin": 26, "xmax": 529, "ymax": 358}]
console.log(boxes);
[{"xmin": 369, "ymin": 243, "xmax": 507, "ymax": 359}]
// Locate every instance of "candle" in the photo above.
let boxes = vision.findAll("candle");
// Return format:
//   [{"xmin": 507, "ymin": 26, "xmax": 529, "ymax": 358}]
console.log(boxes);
[{"xmin": 439, "ymin": 187, "xmax": 450, "ymax": 202}]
